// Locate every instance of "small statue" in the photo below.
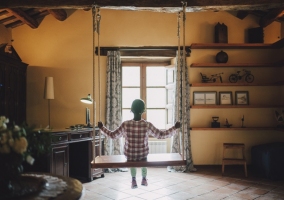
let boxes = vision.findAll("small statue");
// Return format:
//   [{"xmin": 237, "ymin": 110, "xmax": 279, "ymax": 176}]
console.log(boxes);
[
  {"xmin": 200, "ymin": 72, "xmax": 223, "ymax": 83},
  {"xmin": 241, "ymin": 115, "xmax": 245, "ymax": 128},
  {"xmin": 224, "ymin": 118, "xmax": 232, "ymax": 128},
  {"xmin": 229, "ymin": 69, "xmax": 254, "ymax": 83}
]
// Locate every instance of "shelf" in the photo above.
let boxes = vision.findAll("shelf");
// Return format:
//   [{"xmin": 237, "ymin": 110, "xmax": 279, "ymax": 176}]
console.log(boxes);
[
  {"xmin": 191, "ymin": 105, "xmax": 284, "ymax": 109},
  {"xmin": 190, "ymin": 40, "xmax": 284, "ymax": 49},
  {"xmin": 190, "ymin": 63, "xmax": 283, "ymax": 68},
  {"xmin": 191, "ymin": 105, "xmax": 282, "ymax": 109},
  {"xmin": 190, "ymin": 82, "xmax": 284, "ymax": 87},
  {"xmin": 190, "ymin": 127, "xmax": 283, "ymax": 131}
]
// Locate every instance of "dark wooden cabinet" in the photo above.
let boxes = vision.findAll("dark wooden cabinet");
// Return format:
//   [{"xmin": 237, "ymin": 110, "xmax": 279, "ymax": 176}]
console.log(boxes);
[
  {"xmin": 48, "ymin": 129, "xmax": 104, "ymax": 182},
  {"xmin": 51, "ymin": 143, "xmax": 69, "ymax": 176},
  {"xmin": 92, "ymin": 134, "xmax": 105, "ymax": 179},
  {"xmin": 0, "ymin": 44, "xmax": 28, "ymax": 125}
]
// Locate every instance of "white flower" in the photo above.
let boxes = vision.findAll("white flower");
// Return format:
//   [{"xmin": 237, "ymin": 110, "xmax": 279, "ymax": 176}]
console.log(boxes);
[
  {"xmin": 0, "ymin": 116, "xmax": 9, "ymax": 128},
  {"xmin": 26, "ymin": 155, "xmax": 35, "ymax": 165},
  {"xmin": 12, "ymin": 137, "xmax": 28, "ymax": 154},
  {"xmin": 14, "ymin": 125, "xmax": 20, "ymax": 132}
]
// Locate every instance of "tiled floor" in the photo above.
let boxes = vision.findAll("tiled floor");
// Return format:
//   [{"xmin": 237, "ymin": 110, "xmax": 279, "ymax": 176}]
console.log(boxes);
[{"xmin": 82, "ymin": 166, "xmax": 284, "ymax": 200}]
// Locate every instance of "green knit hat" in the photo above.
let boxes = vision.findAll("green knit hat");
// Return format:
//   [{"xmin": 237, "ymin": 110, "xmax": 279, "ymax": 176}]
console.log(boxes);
[{"xmin": 131, "ymin": 99, "xmax": 145, "ymax": 114}]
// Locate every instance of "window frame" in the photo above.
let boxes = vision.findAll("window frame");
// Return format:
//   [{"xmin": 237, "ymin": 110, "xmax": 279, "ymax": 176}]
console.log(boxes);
[{"xmin": 122, "ymin": 62, "xmax": 171, "ymax": 128}]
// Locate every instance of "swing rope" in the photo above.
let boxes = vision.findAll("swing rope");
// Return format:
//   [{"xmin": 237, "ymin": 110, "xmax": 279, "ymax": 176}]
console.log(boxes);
[
  {"xmin": 90, "ymin": 3, "xmax": 187, "ymax": 168},
  {"xmin": 176, "ymin": 11, "xmax": 181, "ymax": 156},
  {"xmin": 181, "ymin": 1, "xmax": 187, "ymax": 162},
  {"xmin": 92, "ymin": 5, "xmax": 103, "ymax": 158},
  {"xmin": 96, "ymin": 8, "xmax": 102, "ymax": 157},
  {"xmin": 92, "ymin": 5, "xmax": 97, "ymax": 160}
]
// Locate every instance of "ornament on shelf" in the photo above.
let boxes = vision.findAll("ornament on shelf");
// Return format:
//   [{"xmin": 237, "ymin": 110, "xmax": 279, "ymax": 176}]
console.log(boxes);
[
  {"xmin": 229, "ymin": 69, "xmax": 254, "ymax": 83},
  {"xmin": 214, "ymin": 22, "xmax": 228, "ymax": 43},
  {"xmin": 241, "ymin": 115, "xmax": 245, "ymax": 128},
  {"xmin": 216, "ymin": 50, "xmax": 228, "ymax": 63},
  {"xmin": 224, "ymin": 118, "xmax": 232, "ymax": 128},
  {"xmin": 211, "ymin": 116, "xmax": 220, "ymax": 128},
  {"xmin": 200, "ymin": 72, "xmax": 223, "ymax": 83}
]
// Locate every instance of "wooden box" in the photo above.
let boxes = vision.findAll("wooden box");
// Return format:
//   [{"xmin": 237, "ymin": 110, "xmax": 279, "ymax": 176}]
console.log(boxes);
[
  {"xmin": 214, "ymin": 22, "xmax": 228, "ymax": 43},
  {"xmin": 248, "ymin": 27, "xmax": 264, "ymax": 43}
]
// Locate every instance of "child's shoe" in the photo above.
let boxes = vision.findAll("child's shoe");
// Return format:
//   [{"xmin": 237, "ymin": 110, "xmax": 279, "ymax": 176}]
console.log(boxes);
[
  {"xmin": 141, "ymin": 178, "xmax": 148, "ymax": 186},
  {"xmin": 131, "ymin": 179, "xmax": 138, "ymax": 189}
]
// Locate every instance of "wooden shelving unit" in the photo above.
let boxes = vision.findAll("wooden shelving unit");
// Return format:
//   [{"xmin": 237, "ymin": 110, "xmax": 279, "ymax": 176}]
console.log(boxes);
[
  {"xmin": 190, "ymin": 63, "xmax": 283, "ymax": 68},
  {"xmin": 190, "ymin": 41, "xmax": 284, "ymax": 49},
  {"xmin": 190, "ymin": 82, "xmax": 284, "ymax": 87},
  {"xmin": 190, "ymin": 127, "xmax": 280, "ymax": 131},
  {"xmin": 189, "ymin": 39, "xmax": 284, "ymax": 134},
  {"xmin": 191, "ymin": 105, "xmax": 284, "ymax": 109}
]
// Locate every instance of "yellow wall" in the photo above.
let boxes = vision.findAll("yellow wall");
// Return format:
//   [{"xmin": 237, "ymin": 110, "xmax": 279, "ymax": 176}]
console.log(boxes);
[{"xmin": 7, "ymin": 9, "xmax": 284, "ymax": 164}]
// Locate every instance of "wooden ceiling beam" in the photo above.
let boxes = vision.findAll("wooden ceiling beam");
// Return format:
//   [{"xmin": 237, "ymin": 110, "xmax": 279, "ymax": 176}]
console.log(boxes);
[
  {"xmin": 259, "ymin": 8, "xmax": 284, "ymax": 27},
  {"xmin": 6, "ymin": 8, "xmax": 38, "ymax": 28},
  {"xmin": 47, "ymin": 9, "xmax": 67, "ymax": 21},
  {"xmin": 1, "ymin": 0, "xmax": 284, "ymax": 11}
]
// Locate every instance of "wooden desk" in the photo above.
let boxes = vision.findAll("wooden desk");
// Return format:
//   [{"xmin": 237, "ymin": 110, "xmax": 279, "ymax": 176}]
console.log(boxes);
[
  {"xmin": 24, "ymin": 128, "xmax": 104, "ymax": 182},
  {"xmin": 51, "ymin": 128, "xmax": 105, "ymax": 182}
]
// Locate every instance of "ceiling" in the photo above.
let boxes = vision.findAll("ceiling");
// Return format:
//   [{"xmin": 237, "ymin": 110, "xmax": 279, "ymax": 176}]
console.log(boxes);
[{"xmin": 0, "ymin": 1, "xmax": 284, "ymax": 29}]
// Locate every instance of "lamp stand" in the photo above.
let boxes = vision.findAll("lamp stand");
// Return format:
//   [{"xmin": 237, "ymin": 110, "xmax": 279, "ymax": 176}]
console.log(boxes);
[{"xmin": 48, "ymin": 99, "xmax": 51, "ymax": 129}]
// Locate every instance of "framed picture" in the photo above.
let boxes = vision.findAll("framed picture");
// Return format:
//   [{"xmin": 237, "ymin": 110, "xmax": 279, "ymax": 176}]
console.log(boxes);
[
  {"xmin": 219, "ymin": 91, "xmax": 233, "ymax": 105},
  {"xmin": 193, "ymin": 92, "xmax": 217, "ymax": 105},
  {"xmin": 235, "ymin": 91, "xmax": 249, "ymax": 105}
]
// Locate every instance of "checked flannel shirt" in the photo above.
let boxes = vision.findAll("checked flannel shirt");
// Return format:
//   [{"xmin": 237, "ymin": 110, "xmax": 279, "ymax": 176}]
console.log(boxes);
[{"xmin": 100, "ymin": 119, "xmax": 177, "ymax": 161}]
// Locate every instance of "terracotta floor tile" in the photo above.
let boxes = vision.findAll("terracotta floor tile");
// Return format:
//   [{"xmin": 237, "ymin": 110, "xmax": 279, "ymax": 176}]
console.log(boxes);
[{"xmin": 81, "ymin": 166, "xmax": 284, "ymax": 200}]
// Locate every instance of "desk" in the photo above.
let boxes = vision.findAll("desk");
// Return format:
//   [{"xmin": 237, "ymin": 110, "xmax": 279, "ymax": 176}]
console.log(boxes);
[{"xmin": 24, "ymin": 128, "xmax": 104, "ymax": 182}]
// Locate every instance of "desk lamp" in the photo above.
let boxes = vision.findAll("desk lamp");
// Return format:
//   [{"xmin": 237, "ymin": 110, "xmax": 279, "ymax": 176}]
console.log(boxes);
[{"xmin": 81, "ymin": 94, "xmax": 93, "ymax": 127}]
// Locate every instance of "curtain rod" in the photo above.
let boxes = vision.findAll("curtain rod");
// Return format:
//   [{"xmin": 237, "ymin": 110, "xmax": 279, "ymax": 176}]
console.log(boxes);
[{"xmin": 95, "ymin": 46, "xmax": 191, "ymax": 56}]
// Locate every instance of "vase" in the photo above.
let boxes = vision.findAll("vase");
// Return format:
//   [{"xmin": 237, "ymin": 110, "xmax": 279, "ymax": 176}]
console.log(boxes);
[{"xmin": 216, "ymin": 50, "xmax": 228, "ymax": 63}]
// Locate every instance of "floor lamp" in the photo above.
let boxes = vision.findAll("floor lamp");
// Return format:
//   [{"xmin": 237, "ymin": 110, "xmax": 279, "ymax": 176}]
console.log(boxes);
[{"xmin": 44, "ymin": 77, "xmax": 54, "ymax": 129}]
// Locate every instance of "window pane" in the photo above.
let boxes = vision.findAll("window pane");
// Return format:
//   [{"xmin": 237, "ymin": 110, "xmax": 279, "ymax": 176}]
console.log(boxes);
[
  {"xmin": 146, "ymin": 67, "xmax": 166, "ymax": 86},
  {"xmin": 147, "ymin": 109, "xmax": 166, "ymax": 129},
  {"xmin": 122, "ymin": 67, "xmax": 140, "ymax": 86},
  {"xmin": 167, "ymin": 89, "xmax": 174, "ymax": 104},
  {"xmin": 122, "ymin": 88, "xmax": 140, "ymax": 108},
  {"xmin": 147, "ymin": 88, "xmax": 166, "ymax": 108},
  {"xmin": 167, "ymin": 109, "xmax": 172, "ymax": 124},
  {"xmin": 122, "ymin": 109, "xmax": 133, "ymax": 121}
]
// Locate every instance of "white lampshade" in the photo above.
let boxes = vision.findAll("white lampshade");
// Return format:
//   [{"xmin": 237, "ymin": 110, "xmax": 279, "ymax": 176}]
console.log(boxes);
[{"xmin": 44, "ymin": 77, "xmax": 54, "ymax": 99}]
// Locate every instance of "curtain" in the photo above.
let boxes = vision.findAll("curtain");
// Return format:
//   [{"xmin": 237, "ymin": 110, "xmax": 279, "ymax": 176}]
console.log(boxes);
[
  {"xmin": 104, "ymin": 51, "xmax": 123, "ymax": 158},
  {"xmin": 167, "ymin": 51, "xmax": 196, "ymax": 172}
]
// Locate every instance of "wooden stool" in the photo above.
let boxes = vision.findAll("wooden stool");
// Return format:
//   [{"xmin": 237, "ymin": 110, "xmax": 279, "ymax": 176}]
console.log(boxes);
[{"xmin": 222, "ymin": 143, "xmax": 247, "ymax": 177}]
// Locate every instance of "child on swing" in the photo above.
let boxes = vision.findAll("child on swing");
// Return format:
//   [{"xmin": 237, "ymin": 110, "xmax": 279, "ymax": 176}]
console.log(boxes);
[{"xmin": 98, "ymin": 99, "xmax": 180, "ymax": 189}]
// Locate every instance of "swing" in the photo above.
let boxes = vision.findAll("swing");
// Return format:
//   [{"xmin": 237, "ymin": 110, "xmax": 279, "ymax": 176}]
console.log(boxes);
[{"xmin": 90, "ymin": 2, "xmax": 188, "ymax": 169}]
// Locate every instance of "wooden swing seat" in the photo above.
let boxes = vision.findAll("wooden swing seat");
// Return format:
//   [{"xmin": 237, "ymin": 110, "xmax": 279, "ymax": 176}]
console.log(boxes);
[{"xmin": 91, "ymin": 153, "xmax": 186, "ymax": 168}]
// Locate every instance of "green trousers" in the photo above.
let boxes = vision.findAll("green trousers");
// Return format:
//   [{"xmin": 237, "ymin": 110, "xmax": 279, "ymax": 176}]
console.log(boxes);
[{"xmin": 130, "ymin": 167, "xmax": 147, "ymax": 178}]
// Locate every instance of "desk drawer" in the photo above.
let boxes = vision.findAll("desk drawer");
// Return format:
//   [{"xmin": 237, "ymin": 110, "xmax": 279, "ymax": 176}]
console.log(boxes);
[
  {"xmin": 70, "ymin": 132, "xmax": 91, "ymax": 140},
  {"xmin": 52, "ymin": 133, "xmax": 68, "ymax": 143}
]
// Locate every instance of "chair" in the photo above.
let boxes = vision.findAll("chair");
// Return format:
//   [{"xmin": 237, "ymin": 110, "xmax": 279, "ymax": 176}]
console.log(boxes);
[{"xmin": 222, "ymin": 143, "xmax": 247, "ymax": 177}]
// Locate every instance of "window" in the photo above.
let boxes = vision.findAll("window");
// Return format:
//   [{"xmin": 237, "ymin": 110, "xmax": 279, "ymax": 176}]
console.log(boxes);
[{"xmin": 122, "ymin": 62, "xmax": 174, "ymax": 129}]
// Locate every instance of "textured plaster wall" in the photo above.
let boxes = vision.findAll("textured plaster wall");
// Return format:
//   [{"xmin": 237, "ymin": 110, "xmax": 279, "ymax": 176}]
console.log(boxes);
[{"xmin": 7, "ymin": 9, "xmax": 284, "ymax": 164}]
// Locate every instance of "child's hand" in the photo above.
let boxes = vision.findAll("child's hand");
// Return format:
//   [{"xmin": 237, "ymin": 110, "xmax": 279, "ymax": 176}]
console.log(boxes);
[
  {"xmin": 174, "ymin": 121, "xmax": 181, "ymax": 129},
  {"xmin": 98, "ymin": 121, "xmax": 104, "ymax": 128}
]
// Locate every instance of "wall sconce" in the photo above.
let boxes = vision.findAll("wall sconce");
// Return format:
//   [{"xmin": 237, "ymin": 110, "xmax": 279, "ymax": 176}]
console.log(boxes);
[{"xmin": 44, "ymin": 77, "xmax": 54, "ymax": 129}]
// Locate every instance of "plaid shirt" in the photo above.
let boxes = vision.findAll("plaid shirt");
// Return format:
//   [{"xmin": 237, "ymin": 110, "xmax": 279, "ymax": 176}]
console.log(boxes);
[{"xmin": 100, "ymin": 119, "xmax": 177, "ymax": 161}]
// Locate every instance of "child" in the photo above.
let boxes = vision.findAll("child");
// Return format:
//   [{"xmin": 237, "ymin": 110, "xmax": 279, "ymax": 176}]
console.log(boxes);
[{"xmin": 98, "ymin": 99, "xmax": 181, "ymax": 189}]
